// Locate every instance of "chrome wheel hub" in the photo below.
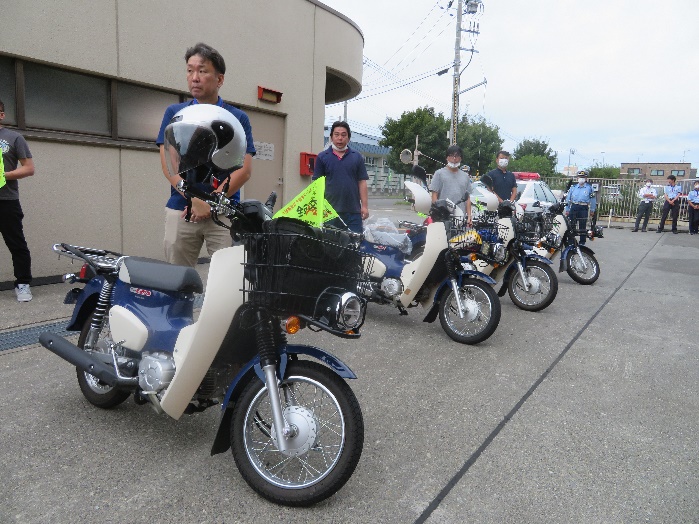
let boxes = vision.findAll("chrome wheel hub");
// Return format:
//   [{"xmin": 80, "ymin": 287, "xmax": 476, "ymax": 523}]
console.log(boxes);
[{"xmin": 271, "ymin": 405, "xmax": 318, "ymax": 457}]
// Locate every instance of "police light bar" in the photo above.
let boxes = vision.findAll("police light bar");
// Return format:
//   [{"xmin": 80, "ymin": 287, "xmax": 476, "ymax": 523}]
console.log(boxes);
[{"xmin": 514, "ymin": 172, "xmax": 540, "ymax": 180}]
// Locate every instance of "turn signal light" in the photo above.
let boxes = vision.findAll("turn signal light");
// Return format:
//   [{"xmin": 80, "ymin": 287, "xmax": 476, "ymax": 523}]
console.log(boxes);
[
  {"xmin": 469, "ymin": 253, "xmax": 477, "ymax": 261},
  {"xmin": 283, "ymin": 316, "xmax": 301, "ymax": 334}
]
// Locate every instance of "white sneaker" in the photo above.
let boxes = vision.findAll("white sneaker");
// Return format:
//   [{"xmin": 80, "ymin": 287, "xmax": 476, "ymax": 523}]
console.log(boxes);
[{"xmin": 15, "ymin": 284, "xmax": 33, "ymax": 302}]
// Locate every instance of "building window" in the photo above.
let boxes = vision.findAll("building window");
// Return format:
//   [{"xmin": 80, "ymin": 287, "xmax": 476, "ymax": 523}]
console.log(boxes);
[
  {"xmin": 364, "ymin": 156, "xmax": 377, "ymax": 166},
  {"xmin": 0, "ymin": 56, "xmax": 16, "ymax": 125},
  {"xmin": 117, "ymin": 82, "xmax": 179, "ymax": 141},
  {"xmin": 628, "ymin": 168, "xmax": 641, "ymax": 175},
  {"xmin": 651, "ymin": 169, "xmax": 664, "ymax": 177},
  {"xmin": 671, "ymin": 170, "xmax": 685, "ymax": 177},
  {"xmin": 24, "ymin": 62, "xmax": 110, "ymax": 135}
]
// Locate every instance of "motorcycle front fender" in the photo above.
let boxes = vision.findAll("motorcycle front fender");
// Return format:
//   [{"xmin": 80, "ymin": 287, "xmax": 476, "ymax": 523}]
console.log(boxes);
[
  {"xmin": 66, "ymin": 276, "xmax": 105, "ymax": 331},
  {"xmin": 211, "ymin": 344, "xmax": 357, "ymax": 456},
  {"xmin": 423, "ymin": 271, "xmax": 496, "ymax": 323},
  {"xmin": 560, "ymin": 244, "xmax": 595, "ymax": 272}
]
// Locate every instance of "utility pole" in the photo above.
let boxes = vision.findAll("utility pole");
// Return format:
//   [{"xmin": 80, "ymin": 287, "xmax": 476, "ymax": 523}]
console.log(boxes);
[
  {"xmin": 450, "ymin": 1, "xmax": 483, "ymax": 145},
  {"xmin": 450, "ymin": 0, "xmax": 463, "ymax": 145}
]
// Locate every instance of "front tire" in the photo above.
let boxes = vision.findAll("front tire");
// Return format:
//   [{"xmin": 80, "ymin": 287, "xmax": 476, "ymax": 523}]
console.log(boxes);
[
  {"xmin": 439, "ymin": 279, "xmax": 501, "ymax": 344},
  {"xmin": 508, "ymin": 260, "xmax": 558, "ymax": 312},
  {"xmin": 565, "ymin": 249, "xmax": 600, "ymax": 285},
  {"xmin": 230, "ymin": 360, "xmax": 364, "ymax": 506},
  {"xmin": 76, "ymin": 311, "xmax": 131, "ymax": 408}
]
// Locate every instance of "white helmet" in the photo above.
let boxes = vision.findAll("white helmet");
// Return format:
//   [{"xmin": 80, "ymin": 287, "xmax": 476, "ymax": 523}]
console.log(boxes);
[{"xmin": 163, "ymin": 104, "xmax": 246, "ymax": 181}]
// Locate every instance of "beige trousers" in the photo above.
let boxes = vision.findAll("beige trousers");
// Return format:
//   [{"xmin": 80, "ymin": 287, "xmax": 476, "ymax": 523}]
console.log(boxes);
[{"xmin": 164, "ymin": 208, "xmax": 231, "ymax": 267}]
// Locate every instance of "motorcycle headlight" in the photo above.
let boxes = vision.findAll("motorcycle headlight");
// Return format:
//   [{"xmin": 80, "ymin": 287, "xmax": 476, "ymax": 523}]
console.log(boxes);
[
  {"xmin": 493, "ymin": 243, "xmax": 507, "ymax": 263},
  {"xmin": 339, "ymin": 293, "xmax": 364, "ymax": 329}
]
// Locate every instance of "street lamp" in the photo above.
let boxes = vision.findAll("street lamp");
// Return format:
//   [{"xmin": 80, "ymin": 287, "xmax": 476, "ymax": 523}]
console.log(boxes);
[
  {"xmin": 601, "ymin": 151, "xmax": 605, "ymax": 166},
  {"xmin": 683, "ymin": 149, "xmax": 690, "ymax": 162}
]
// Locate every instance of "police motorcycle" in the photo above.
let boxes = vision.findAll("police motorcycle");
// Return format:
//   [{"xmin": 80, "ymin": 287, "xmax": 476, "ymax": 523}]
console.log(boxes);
[
  {"xmin": 533, "ymin": 201, "xmax": 603, "ymax": 285},
  {"xmin": 359, "ymin": 181, "xmax": 501, "ymax": 345},
  {"xmin": 459, "ymin": 200, "xmax": 559, "ymax": 312},
  {"xmin": 39, "ymin": 105, "xmax": 370, "ymax": 507}
]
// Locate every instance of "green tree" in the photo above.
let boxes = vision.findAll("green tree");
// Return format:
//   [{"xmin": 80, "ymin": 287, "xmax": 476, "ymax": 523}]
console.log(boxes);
[
  {"xmin": 508, "ymin": 154, "xmax": 555, "ymax": 177},
  {"xmin": 379, "ymin": 107, "xmax": 450, "ymax": 174},
  {"xmin": 456, "ymin": 115, "xmax": 503, "ymax": 177},
  {"xmin": 513, "ymin": 138, "xmax": 558, "ymax": 175},
  {"xmin": 589, "ymin": 163, "xmax": 621, "ymax": 179}
]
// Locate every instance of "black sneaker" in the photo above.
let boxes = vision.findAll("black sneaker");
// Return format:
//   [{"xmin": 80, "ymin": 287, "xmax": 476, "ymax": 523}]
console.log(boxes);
[
  {"xmin": 631, "ymin": 229, "xmax": 638, "ymax": 232},
  {"xmin": 672, "ymin": 230, "xmax": 679, "ymax": 234},
  {"xmin": 641, "ymin": 229, "xmax": 647, "ymax": 232},
  {"xmin": 656, "ymin": 229, "xmax": 663, "ymax": 233}
]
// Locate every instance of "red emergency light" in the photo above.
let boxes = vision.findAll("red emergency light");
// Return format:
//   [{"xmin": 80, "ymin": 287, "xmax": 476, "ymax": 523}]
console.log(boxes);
[{"xmin": 514, "ymin": 172, "xmax": 540, "ymax": 180}]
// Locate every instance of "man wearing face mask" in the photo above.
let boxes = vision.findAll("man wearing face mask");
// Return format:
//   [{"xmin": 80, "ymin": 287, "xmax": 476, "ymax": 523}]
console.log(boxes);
[
  {"xmin": 485, "ymin": 151, "xmax": 517, "ymax": 203},
  {"xmin": 656, "ymin": 174, "xmax": 681, "ymax": 234},
  {"xmin": 429, "ymin": 145, "xmax": 472, "ymax": 223},
  {"xmin": 632, "ymin": 179, "xmax": 657, "ymax": 232},
  {"xmin": 565, "ymin": 170, "xmax": 597, "ymax": 245},
  {"xmin": 687, "ymin": 181, "xmax": 699, "ymax": 235},
  {"xmin": 313, "ymin": 121, "xmax": 369, "ymax": 234}
]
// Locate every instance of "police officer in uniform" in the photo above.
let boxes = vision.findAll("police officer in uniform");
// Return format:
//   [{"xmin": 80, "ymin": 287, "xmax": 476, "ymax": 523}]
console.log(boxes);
[
  {"xmin": 565, "ymin": 170, "xmax": 597, "ymax": 245},
  {"xmin": 632, "ymin": 178, "xmax": 657, "ymax": 232},
  {"xmin": 656, "ymin": 174, "xmax": 681, "ymax": 234}
]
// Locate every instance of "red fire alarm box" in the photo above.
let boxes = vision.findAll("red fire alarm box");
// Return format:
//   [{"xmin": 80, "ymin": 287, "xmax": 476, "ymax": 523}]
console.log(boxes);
[{"xmin": 300, "ymin": 153, "xmax": 317, "ymax": 176}]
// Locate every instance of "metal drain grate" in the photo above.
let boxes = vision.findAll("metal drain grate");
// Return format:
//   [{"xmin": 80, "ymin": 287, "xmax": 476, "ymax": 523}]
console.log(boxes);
[{"xmin": 0, "ymin": 321, "xmax": 74, "ymax": 352}]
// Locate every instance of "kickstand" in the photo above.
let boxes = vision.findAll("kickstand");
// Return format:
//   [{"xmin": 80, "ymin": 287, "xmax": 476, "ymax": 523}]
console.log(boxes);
[{"xmin": 397, "ymin": 304, "xmax": 408, "ymax": 316}]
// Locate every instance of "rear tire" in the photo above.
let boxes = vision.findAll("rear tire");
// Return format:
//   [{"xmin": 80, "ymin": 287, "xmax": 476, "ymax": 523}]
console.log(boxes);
[
  {"xmin": 76, "ymin": 311, "xmax": 131, "ymax": 409},
  {"xmin": 508, "ymin": 260, "xmax": 558, "ymax": 312},
  {"xmin": 230, "ymin": 360, "xmax": 364, "ymax": 506},
  {"xmin": 565, "ymin": 249, "xmax": 600, "ymax": 285},
  {"xmin": 439, "ymin": 279, "xmax": 501, "ymax": 344}
]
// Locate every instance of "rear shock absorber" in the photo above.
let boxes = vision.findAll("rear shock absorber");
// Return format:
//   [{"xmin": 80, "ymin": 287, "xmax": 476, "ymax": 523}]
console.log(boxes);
[{"xmin": 85, "ymin": 280, "xmax": 115, "ymax": 349}]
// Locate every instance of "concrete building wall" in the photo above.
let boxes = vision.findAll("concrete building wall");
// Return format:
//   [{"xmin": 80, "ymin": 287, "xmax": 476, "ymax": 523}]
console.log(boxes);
[{"xmin": 0, "ymin": 0, "xmax": 363, "ymax": 283}]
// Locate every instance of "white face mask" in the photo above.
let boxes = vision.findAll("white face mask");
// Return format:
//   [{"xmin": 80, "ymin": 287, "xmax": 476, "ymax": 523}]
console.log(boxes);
[
  {"xmin": 447, "ymin": 161, "xmax": 460, "ymax": 169},
  {"xmin": 497, "ymin": 158, "xmax": 509, "ymax": 168},
  {"xmin": 646, "ymin": 182, "xmax": 652, "ymax": 187},
  {"xmin": 578, "ymin": 178, "xmax": 586, "ymax": 185},
  {"xmin": 331, "ymin": 143, "xmax": 348, "ymax": 152}
]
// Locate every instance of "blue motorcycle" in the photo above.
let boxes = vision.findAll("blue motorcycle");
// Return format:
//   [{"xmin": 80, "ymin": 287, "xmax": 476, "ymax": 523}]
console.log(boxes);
[
  {"xmin": 360, "ymin": 199, "xmax": 501, "ymax": 345},
  {"xmin": 39, "ymin": 186, "xmax": 370, "ymax": 507}
]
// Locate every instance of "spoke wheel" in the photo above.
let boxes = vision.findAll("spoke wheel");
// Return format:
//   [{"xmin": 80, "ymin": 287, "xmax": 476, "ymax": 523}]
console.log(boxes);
[
  {"xmin": 439, "ymin": 279, "xmax": 501, "ymax": 344},
  {"xmin": 508, "ymin": 260, "xmax": 558, "ymax": 312},
  {"xmin": 76, "ymin": 311, "xmax": 130, "ymax": 408},
  {"xmin": 231, "ymin": 360, "xmax": 363, "ymax": 506},
  {"xmin": 566, "ymin": 249, "xmax": 600, "ymax": 285}
]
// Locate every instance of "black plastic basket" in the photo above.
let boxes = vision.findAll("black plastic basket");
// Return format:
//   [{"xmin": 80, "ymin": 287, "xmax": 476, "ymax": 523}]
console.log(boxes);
[{"xmin": 242, "ymin": 218, "xmax": 370, "ymax": 316}]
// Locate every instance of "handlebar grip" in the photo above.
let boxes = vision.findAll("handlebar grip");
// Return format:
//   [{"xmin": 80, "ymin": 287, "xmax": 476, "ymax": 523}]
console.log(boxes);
[{"xmin": 265, "ymin": 192, "xmax": 278, "ymax": 211}]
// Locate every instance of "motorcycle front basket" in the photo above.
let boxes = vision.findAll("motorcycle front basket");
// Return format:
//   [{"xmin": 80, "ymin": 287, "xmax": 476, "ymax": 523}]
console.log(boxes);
[
  {"xmin": 516, "ymin": 213, "xmax": 545, "ymax": 243},
  {"xmin": 241, "ymin": 218, "xmax": 371, "ymax": 316}
]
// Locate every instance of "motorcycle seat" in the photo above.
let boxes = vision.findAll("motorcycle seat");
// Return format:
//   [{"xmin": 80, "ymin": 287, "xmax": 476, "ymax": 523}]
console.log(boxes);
[{"xmin": 121, "ymin": 257, "xmax": 204, "ymax": 294}]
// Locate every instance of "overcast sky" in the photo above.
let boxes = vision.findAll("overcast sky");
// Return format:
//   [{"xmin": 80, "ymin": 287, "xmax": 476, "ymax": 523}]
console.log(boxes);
[{"xmin": 320, "ymin": 0, "xmax": 699, "ymax": 172}]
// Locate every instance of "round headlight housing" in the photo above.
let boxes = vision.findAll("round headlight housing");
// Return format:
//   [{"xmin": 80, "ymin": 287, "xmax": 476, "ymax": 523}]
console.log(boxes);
[{"xmin": 338, "ymin": 293, "xmax": 364, "ymax": 330}]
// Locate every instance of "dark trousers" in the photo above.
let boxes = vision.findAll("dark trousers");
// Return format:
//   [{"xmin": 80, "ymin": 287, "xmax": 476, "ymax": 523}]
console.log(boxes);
[
  {"xmin": 634, "ymin": 201, "xmax": 653, "ymax": 230},
  {"xmin": 689, "ymin": 206, "xmax": 699, "ymax": 233},
  {"xmin": 0, "ymin": 199, "xmax": 32, "ymax": 286},
  {"xmin": 568, "ymin": 204, "xmax": 589, "ymax": 244},
  {"xmin": 658, "ymin": 201, "xmax": 679, "ymax": 231},
  {"xmin": 329, "ymin": 212, "xmax": 363, "ymax": 234}
]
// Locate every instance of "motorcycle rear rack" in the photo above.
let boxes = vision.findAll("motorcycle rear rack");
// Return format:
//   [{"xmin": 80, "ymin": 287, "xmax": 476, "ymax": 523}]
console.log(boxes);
[{"xmin": 52, "ymin": 243, "xmax": 125, "ymax": 271}]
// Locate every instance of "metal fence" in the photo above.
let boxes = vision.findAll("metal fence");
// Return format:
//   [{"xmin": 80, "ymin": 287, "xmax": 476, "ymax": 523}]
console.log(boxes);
[{"xmin": 543, "ymin": 177, "xmax": 694, "ymax": 224}]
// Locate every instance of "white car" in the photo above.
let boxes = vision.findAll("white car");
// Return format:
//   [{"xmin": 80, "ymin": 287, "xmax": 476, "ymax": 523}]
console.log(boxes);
[{"xmin": 512, "ymin": 172, "xmax": 560, "ymax": 211}]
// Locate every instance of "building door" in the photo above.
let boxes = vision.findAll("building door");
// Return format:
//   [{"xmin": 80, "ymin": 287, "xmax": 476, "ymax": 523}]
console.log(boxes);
[{"xmin": 243, "ymin": 110, "xmax": 285, "ymax": 205}]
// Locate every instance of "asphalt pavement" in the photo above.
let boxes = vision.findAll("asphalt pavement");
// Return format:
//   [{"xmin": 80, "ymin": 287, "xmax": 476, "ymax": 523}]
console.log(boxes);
[{"xmin": 1, "ymin": 196, "xmax": 698, "ymax": 523}]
